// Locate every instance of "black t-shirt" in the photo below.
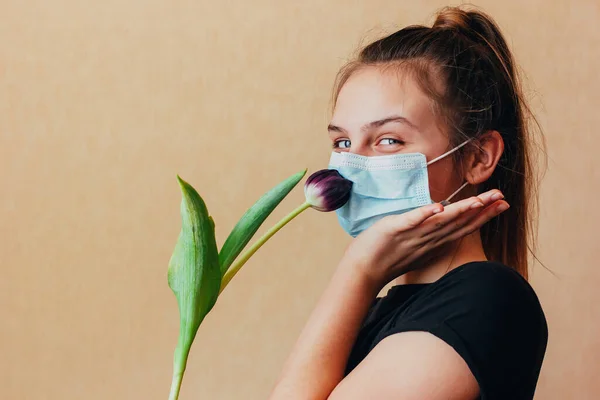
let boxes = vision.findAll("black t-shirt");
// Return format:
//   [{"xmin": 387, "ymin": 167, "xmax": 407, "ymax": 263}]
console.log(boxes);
[{"xmin": 344, "ymin": 261, "xmax": 548, "ymax": 400}]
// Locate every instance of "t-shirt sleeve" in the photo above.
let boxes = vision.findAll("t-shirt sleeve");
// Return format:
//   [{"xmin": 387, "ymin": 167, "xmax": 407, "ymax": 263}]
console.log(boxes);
[{"xmin": 375, "ymin": 262, "xmax": 548, "ymax": 400}]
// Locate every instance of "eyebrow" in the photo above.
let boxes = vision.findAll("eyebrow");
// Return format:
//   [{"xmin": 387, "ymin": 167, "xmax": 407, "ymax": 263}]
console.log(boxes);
[{"xmin": 327, "ymin": 115, "xmax": 420, "ymax": 134}]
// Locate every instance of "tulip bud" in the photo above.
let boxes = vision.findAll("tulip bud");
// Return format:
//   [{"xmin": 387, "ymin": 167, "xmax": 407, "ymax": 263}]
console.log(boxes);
[{"xmin": 304, "ymin": 169, "xmax": 353, "ymax": 212}]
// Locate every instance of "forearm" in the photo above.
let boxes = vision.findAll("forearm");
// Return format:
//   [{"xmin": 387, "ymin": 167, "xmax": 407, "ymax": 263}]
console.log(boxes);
[{"xmin": 268, "ymin": 262, "xmax": 381, "ymax": 400}]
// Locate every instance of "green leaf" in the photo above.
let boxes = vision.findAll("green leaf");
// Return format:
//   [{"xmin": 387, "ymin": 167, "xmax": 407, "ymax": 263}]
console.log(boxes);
[
  {"xmin": 218, "ymin": 169, "xmax": 307, "ymax": 277},
  {"xmin": 209, "ymin": 216, "xmax": 215, "ymax": 234},
  {"xmin": 167, "ymin": 175, "xmax": 221, "ymax": 400}
]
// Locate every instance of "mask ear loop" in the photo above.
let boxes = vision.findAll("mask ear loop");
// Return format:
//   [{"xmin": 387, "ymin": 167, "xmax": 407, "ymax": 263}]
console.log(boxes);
[
  {"xmin": 426, "ymin": 138, "xmax": 473, "ymax": 206},
  {"xmin": 426, "ymin": 138, "xmax": 473, "ymax": 166},
  {"xmin": 440, "ymin": 181, "xmax": 469, "ymax": 206}
]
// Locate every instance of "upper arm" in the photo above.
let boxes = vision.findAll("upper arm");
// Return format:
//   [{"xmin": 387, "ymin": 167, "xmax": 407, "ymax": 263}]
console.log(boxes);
[{"xmin": 328, "ymin": 331, "xmax": 479, "ymax": 400}]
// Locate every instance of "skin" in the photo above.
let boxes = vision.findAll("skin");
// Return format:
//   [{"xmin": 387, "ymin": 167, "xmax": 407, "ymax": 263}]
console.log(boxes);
[{"xmin": 268, "ymin": 67, "xmax": 508, "ymax": 400}]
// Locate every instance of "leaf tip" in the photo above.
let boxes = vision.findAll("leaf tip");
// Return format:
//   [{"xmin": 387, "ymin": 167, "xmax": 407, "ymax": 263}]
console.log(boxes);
[{"xmin": 176, "ymin": 175, "xmax": 191, "ymax": 193}]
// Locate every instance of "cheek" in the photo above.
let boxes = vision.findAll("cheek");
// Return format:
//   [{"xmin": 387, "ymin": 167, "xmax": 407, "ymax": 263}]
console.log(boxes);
[{"xmin": 426, "ymin": 158, "xmax": 463, "ymax": 201}]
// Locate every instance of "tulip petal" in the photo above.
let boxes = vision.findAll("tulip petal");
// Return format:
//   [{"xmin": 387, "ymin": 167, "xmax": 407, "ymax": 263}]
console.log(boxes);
[
  {"xmin": 304, "ymin": 169, "xmax": 353, "ymax": 212},
  {"xmin": 167, "ymin": 176, "xmax": 221, "ymax": 399},
  {"xmin": 218, "ymin": 169, "xmax": 307, "ymax": 276}
]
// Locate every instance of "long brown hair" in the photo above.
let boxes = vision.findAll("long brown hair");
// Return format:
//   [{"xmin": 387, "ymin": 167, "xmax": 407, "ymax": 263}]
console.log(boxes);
[{"xmin": 331, "ymin": 6, "xmax": 545, "ymax": 279}]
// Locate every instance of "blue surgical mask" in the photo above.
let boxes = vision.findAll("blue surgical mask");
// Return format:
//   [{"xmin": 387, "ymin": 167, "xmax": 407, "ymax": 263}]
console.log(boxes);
[{"xmin": 328, "ymin": 141, "xmax": 471, "ymax": 237}]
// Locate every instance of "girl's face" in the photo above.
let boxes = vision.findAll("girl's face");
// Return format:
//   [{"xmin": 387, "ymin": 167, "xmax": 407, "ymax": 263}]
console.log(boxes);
[{"xmin": 329, "ymin": 66, "xmax": 464, "ymax": 203}]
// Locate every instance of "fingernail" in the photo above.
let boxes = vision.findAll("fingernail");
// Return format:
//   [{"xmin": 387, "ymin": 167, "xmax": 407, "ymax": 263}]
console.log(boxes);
[
  {"xmin": 491, "ymin": 192, "xmax": 504, "ymax": 201},
  {"xmin": 470, "ymin": 202, "xmax": 484, "ymax": 209},
  {"xmin": 497, "ymin": 203, "xmax": 509, "ymax": 212},
  {"xmin": 433, "ymin": 206, "xmax": 443, "ymax": 214}
]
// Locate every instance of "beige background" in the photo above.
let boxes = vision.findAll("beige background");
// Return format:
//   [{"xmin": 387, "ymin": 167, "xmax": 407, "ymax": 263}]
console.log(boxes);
[{"xmin": 1, "ymin": 0, "xmax": 598, "ymax": 399}]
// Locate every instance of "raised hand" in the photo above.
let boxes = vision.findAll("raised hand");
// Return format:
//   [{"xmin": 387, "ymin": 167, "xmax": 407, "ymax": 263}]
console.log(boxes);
[{"xmin": 340, "ymin": 189, "xmax": 509, "ymax": 288}]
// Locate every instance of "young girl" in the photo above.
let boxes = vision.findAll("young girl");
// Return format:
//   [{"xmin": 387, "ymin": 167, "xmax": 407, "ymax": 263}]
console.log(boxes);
[{"xmin": 269, "ymin": 6, "xmax": 548, "ymax": 400}]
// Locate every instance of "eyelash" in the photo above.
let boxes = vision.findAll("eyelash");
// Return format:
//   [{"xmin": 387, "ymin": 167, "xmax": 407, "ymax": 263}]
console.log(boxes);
[
  {"xmin": 333, "ymin": 138, "xmax": 405, "ymax": 148},
  {"xmin": 333, "ymin": 139, "xmax": 351, "ymax": 149},
  {"xmin": 379, "ymin": 138, "xmax": 404, "ymax": 146}
]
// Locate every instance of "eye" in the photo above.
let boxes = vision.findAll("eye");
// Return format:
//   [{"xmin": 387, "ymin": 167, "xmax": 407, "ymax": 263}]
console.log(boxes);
[
  {"xmin": 333, "ymin": 139, "xmax": 351, "ymax": 149},
  {"xmin": 379, "ymin": 138, "xmax": 404, "ymax": 146}
]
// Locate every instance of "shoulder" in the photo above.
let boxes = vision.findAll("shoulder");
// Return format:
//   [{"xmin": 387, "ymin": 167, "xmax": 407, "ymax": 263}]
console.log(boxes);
[
  {"xmin": 374, "ymin": 261, "xmax": 548, "ymax": 398},
  {"xmin": 431, "ymin": 261, "xmax": 545, "ymax": 320},
  {"xmin": 374, "ymin": 261, "xmax": 547, "ymax": 338},
  {"xmin": 440, "ymin": 260, "xmax": 534, "ymax": 293},
  {"xmin": 411, "ymin": 261, "xmax": 548, "ymax": 346}
]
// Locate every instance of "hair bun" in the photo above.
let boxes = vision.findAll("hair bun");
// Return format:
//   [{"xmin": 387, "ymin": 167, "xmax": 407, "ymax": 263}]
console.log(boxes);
[
  {"xmin": 432, "ymin": 7, "xmax": 471, "ymax": 31},
  {"xmin": 432, "ymin": 6, "xmax": 509, "ymax": 64}
]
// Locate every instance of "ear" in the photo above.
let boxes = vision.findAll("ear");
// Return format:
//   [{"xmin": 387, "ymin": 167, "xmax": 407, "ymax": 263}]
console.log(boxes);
[{"xmin": 463, "ymin": 131, "xmax": 504, "ymax": 185}]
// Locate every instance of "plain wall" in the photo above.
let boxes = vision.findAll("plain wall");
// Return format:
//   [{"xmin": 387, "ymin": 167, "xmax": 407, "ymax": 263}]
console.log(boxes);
[{"xmin": 1, "ymin": 0, "xmax": 599, "ymax": 398}]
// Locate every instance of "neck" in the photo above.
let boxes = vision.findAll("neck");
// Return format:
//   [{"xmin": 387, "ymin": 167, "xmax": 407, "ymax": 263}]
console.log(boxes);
[{"xmin": 394, "ymin": 231, "xmax": 488, "ymax": 285}]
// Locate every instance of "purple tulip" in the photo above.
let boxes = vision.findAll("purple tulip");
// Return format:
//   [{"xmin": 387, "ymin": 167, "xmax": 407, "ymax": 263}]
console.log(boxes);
[{"xmin": 304, "ymin": 169, "xmax": 353, "ymax": 212}]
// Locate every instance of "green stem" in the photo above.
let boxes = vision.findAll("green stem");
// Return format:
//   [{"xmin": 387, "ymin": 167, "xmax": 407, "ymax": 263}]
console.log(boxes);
[
  {"xmin": 168, "ymin": 332, "xmax": 190, "ymax": 400},
  {"xmin": 168, "ymin": 372, "xmax": 183, "ymax": 400},
  {"xmin": 220, "ymin": 201, "xmax": 311, "ymax": 294}
]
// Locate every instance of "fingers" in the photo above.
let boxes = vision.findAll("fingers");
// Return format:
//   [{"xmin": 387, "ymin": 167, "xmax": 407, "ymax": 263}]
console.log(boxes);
[
  {"xmin": 419, "ymin": 197, "xmax": 484, "ymax": 235},
  {"xmin": 441, "ymin": 200, "xmax": 509, "ymax": 244},
  {"xmin": 383, "ymin": 202, "xmax": 444, "ymax": 232},
  {"xmin": 418, "ymin": 189, "xmax": 504, "ymax": 237},
  {"xmin": 379, "ymin": 189, "xmax": 505, "ymax": 237},
  {"xmin": 474, "ymin": 189, "xmax": 505, "ymax": 205}
]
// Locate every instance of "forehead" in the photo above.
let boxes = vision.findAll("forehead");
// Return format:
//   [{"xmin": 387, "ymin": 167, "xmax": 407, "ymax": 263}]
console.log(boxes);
[{"xmin": 332, "ymin": 66, "xmax": 439, "ymax": 134}]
